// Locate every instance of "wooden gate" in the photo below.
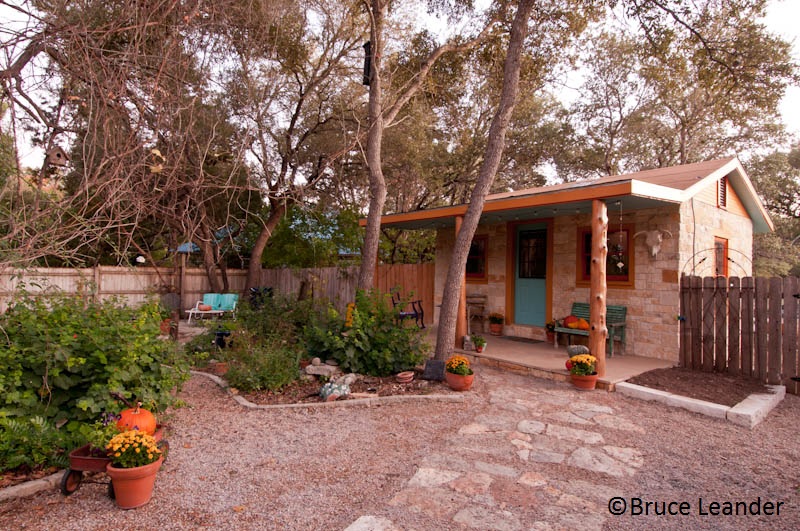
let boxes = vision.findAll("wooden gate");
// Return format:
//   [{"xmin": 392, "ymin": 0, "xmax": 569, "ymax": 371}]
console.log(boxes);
[{"xmin": 679, "ymin": 275, "xmax": 800, "ymax": 394}]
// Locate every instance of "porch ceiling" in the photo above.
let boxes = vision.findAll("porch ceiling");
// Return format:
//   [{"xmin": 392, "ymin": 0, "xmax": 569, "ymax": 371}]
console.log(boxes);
[{"xmin": 382, "ymin": 194, "xmax": 675, "ymax": 230}]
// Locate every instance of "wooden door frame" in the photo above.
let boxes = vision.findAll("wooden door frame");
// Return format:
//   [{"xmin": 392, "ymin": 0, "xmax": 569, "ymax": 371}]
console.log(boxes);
[{"xmin": 504, "ymin": 218, "xmax": 554, "ymax": 326}]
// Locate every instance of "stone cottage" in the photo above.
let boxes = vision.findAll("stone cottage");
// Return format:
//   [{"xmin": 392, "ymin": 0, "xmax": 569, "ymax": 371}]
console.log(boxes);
[{"xmin": 375, "ymin": 157, "xmax": 773, "ymax": 361}]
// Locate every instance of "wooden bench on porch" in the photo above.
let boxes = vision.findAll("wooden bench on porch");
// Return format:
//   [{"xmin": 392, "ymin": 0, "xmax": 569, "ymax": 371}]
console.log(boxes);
[{"xmin": 553, "ymin": 302, "xmax": 627, "ymax": 356}]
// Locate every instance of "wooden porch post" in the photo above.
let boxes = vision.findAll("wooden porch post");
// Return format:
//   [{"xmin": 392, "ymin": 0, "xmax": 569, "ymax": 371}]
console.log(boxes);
[
  {"xmin": 455, "ymin": 215, "xmax": 467, "ymax": 349},
  {"xmin": 590, "ymin": 199, "xmax": 608, "ymax": 377}
]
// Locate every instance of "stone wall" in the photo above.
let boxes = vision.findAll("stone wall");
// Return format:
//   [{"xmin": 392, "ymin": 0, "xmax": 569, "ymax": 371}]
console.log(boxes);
[{"xmin": 432, "ymin": 198, "xmax": 754, "ymax": 362}]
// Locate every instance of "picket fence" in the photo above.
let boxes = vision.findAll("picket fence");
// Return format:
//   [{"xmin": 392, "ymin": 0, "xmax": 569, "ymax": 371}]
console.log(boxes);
[{"xmin": 679, "ymin": 275, "xmax": 800, "ymax": 394}]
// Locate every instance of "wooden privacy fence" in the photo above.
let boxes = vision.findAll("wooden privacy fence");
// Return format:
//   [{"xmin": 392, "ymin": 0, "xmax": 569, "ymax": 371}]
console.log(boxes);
[
  {"xmin": 0, "ymin": 264, "xmax": 435, "ymax": 324},
  {"xmin": 259, "ymin": 263, "xmax": 434, "ymax": 321},
  {"xmin": 679, "ymin": 275, "xmax": 800, "ymax": 394}
]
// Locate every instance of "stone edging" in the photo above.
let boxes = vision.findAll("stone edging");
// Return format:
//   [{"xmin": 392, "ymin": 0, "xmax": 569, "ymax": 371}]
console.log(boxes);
[
  {"xmin": 189, "ymin": 370, "xmax": 466, "ymax": 409},
  {"xmin": 0, "ymin": 470, "xmax": 62, "ymax": 504},
  {"xmin": 615, "ymin": 382, "xmax": 785, "ymax": 428}
]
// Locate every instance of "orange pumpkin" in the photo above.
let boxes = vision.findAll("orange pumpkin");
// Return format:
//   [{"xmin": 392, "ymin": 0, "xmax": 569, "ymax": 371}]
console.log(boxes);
[{"xmin": 116, "ymin": 403, "xmax": 157, "ymax": 435}]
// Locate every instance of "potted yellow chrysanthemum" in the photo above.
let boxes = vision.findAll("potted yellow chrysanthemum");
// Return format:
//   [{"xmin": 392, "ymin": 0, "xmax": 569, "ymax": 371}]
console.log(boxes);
[
  {"xmin": 445, "ymin": 354, "xmax": 475, "ymax": 391},
  {"xmin": 105, "ymin": 430, "xmax": 165, "ymax": 509},
  {"xmin": 565, "ymin": 353, "xmax": 598, "ymax": 390}
]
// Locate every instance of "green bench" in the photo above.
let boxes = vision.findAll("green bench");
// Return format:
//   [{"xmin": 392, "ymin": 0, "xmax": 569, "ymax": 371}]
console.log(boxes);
[{"xmin": 553, "ymin": 302, "xmax": 627, "ymax": 356}]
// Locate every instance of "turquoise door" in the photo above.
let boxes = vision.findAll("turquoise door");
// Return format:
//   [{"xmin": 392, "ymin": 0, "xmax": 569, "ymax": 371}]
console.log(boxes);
[{"xmin": 514, "ymin": 224, "xmax": 547, "ymax": 326}]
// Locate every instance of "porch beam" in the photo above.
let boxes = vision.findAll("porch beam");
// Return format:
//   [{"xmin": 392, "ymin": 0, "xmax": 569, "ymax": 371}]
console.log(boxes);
[
  {"xmin": 590, "ymin": 199, "xmax": 608, "ymax": 377},
  {"xmin": 455, "ymin": 215, "xmax": 467, "ymax": 348}
]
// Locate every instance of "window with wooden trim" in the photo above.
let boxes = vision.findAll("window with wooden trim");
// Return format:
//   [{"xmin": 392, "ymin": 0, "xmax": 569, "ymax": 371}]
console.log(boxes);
[
  {"xmin": 714, "ymin": 237, "xmax": 728, "ymax": 276},
  {"xmin": 718, "ymin": 176, "xmax": 728, "ymax": 208},
  {"xmin": 466, "ymin": 235, "xmax": 488, "ymax": 281},
  {"xmin": 577, "ymin": 226, "xmax": 634, "ymax": 285}
]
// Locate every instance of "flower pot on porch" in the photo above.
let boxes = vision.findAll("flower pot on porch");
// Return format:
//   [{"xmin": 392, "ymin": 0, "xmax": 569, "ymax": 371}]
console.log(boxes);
[
  {"xmin": 445, "ymin": 372, "xmax": 474, "ymax": 391},
  {"xmin": 570, "ymin": 373, "xmax": 599, "ymax": 390},
  {"xmin": 106, "ymin": 456, "xmax": 164, "ymax": 509},
  {"xmin": 489, "ymin": 323, "xmax": 503, "ymax": 336}
]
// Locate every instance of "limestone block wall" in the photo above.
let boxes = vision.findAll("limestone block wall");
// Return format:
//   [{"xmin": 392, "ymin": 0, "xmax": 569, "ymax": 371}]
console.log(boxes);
[
  {"xmin": 432, "ymin": 199, "xmax": 755, "ymax": 362},
  {"xmin": 678, "ymin": 198, "xmax": 754, "ymax": 277},
  {"xmin": 433, "ymin": 223, "xmax": 508, "ymax": 327},
  {"xmin": 550, "ymin": 206, "xmax": 682, "ymax": 361}
]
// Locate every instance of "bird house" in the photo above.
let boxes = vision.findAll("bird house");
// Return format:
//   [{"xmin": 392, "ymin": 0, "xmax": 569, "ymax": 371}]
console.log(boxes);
[{"xmin": 46, "ymin": 146, "xmax": 70, "ymax": 167}]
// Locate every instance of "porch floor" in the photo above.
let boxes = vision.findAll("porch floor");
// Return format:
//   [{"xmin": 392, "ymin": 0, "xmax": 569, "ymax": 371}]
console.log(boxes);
[{"xmin": 425, "ymin": 327, "xmax": 674, "ymax": 391}]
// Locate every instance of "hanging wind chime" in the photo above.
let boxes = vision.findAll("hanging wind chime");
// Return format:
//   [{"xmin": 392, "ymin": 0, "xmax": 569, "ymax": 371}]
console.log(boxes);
[{"xmin": 611, "ymin": 201, "xmax": 626, "ymax": 272}]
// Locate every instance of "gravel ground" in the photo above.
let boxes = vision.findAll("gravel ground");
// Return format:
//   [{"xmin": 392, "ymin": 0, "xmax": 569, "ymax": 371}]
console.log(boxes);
[{"xmin": 1, "ymin": 368, "xmax": 798, "ymax": 530}]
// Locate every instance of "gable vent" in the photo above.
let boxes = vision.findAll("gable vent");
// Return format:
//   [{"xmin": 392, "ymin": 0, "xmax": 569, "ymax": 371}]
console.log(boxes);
[{"xmin": 718, "ymin": 175, "xmax": 727, "ymax": 208}]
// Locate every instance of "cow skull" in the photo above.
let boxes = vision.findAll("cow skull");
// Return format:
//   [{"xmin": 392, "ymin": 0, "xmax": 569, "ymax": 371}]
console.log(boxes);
[{"xmin": 633, "ymin": 229, "xmax": 672, "ymax": 258}]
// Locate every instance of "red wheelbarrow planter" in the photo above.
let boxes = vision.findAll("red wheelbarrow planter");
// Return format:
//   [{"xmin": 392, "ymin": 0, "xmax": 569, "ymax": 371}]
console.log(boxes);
[{"xmin": 60, "ymin": 426, "xmax": 166, "ymax": 498}]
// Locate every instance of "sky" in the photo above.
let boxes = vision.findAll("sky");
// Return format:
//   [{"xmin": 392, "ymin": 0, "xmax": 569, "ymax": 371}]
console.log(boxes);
[
  {"xmin": 3, "ymin": 0, "xmax": 800, "ymax": 167},
  {"xmin": 764, "ymin": 0, "xmax": 800, "ymax": 138}
]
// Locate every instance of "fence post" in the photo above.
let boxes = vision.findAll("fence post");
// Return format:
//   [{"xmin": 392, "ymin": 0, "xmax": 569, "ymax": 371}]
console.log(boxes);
[
  {"xmin": 767, "ymin": 277, "xmax": 783, "ymax": 384},
  {"xmin": 754, "ymin": 277, "xmax": 768, "ymax": 381},
  {"xmin": 728, "ymin": 276, "xmax": 741, "ymax": 375},
  {"xmin": 783, "ymin": 277, "xmax": 799, "ymax": 394},
  {"xmin": 741, "ymin": 277, "xmax": 754, "ymax": 378},
  {"xmin": 679, "ymin": 275, "xmax": 690, "ymax": 368},
  {"xmin": 702, "ymin": 276, "xmax": 715, "ymax": 371},
  {"xmin": 689, "ymin": 276, "xmax": 702, "ymax": 370},
  {"xmin": 714, "ymin": 276, "xmax": 728, "ymax": 372}
]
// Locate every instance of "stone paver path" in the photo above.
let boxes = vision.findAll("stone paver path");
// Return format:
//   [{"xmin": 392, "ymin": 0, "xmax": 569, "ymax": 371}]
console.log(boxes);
[{"xmin": 346, "ymin": 367, "xmax": 645, "ymax": 530}]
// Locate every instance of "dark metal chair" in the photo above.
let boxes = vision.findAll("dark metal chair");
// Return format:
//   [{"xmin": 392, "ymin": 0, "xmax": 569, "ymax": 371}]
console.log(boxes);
[{"xmin": 392, "ymin": 293, "xmax": 425, "ymax": 329}]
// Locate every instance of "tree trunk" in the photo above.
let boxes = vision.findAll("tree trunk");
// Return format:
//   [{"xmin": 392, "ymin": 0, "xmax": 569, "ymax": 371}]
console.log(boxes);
[
  {"xmin": 245, "ymin": 201, "xmax": 287, "ymax": 290},
  {"xmin": 434, "ymin": 0, "xmax": 535, "ymax": 361},
  {"xmin": 589, "ymin": 199, "xmax": 608, "ymax": 377},
  {"xmin": 357, "ymin": 0, "xmax": 387, "ymax": 291},
  {"xmin": 198, "ymin": 228, "xmax": 222, "ymax": 294}
]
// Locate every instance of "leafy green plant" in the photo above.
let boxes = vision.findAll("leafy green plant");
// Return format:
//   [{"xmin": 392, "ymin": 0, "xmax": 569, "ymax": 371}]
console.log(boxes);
[
  {"xmin": 223, "ymin": 332, "xmax": 302, "ymax": 392},
  {"xmin": 0, "ymin": 286, "xmax": 190, "ymax": 425},
  {"xmin": 304, "ymin": 289, "xmax": 428, "ymax": 377},
  {"xmin": 237, "ymin": 293, "xmax": 313, "ymax": 342},
  {"xmin": 0, "ymin": 415, "xmax": 82, "ymax": 471}
]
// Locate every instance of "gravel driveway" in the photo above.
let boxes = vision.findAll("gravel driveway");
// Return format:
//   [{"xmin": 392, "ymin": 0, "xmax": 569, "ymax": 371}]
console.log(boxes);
[{"xmin": 1, "ymin": 367, "xmax": 798, "ymax": 530}]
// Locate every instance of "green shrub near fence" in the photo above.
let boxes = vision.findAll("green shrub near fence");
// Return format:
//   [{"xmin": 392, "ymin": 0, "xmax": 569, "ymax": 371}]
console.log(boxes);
[
  {"xmin": 303, "ymin": 289, "xmax": 428, "ymax": 377},
  {"xmin": 0, "ymin": 288, "xmax": 189, "ymax": 424}
]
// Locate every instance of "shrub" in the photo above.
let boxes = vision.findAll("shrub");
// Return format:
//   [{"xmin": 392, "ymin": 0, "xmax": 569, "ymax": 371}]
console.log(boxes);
[
  {"xmin": 303, "ymin": 289, "xmax": 428, "ymax": 377},
  {"xmin": 0, "ymin": 287, "xmax": 190, "ymax": 425},
  {"xmin": 0, "ymin": 415, "xmax": 83, "ymax": 471},
  {"xmin": 237, "ymin": 293, "xmax": 314, "ymax": 342},
  {"xmin": 223, "ymin": 331, "xmax": 302, "ymax": 392}
]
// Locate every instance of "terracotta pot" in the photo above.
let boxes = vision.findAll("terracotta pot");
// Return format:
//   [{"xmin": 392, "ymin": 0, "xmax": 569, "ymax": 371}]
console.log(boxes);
[
  {"xmin": 546, "ymin": 331, "xmax": 555, "ymax": 344},
  {"xmin": 445, "ymin": 371, "xmax": 474, "ymax": 391},
  {"xmin": 106, "ymin": 456, "xmax": 164, "ymax": 509},
  {"xmin": 159, "ymin": 318, "xmax": 171, "ymax": 335},
  {"xmin": 570, "ymin": 373, "xmax": 599, "ymax": 390},
  {"xmin": 489, "ymin": 323, "xmax": 503, "ymax": 336}
]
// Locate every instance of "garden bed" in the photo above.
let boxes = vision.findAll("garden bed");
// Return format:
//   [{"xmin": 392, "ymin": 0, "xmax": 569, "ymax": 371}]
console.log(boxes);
[
  {"xmin": 241, "ymin": 373, "xmax": 453, "ymax": 405},
  {"xmin": 626, "ymin": 366, "xmax": 770, "ymax": 407}
]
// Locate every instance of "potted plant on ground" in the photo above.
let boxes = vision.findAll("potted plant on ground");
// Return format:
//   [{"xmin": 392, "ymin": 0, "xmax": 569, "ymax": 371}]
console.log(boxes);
[
  {"xmin": 445, "ymin": 354, "xmax": 475, "ymax": 391},
  {"xmin": 488, "ymin": 312, "xmax": 504, "ymax": 336},
  {"xmin": 565, "ymin": 353, "xmax": 598, "ymax": 390},
  {"xmin": 470, "ymin": 334, "xmax": 487, "ymax": 353},
  {"xmin": 105, "ymin": 430, "xmax": 164, "ymax": 509}
]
